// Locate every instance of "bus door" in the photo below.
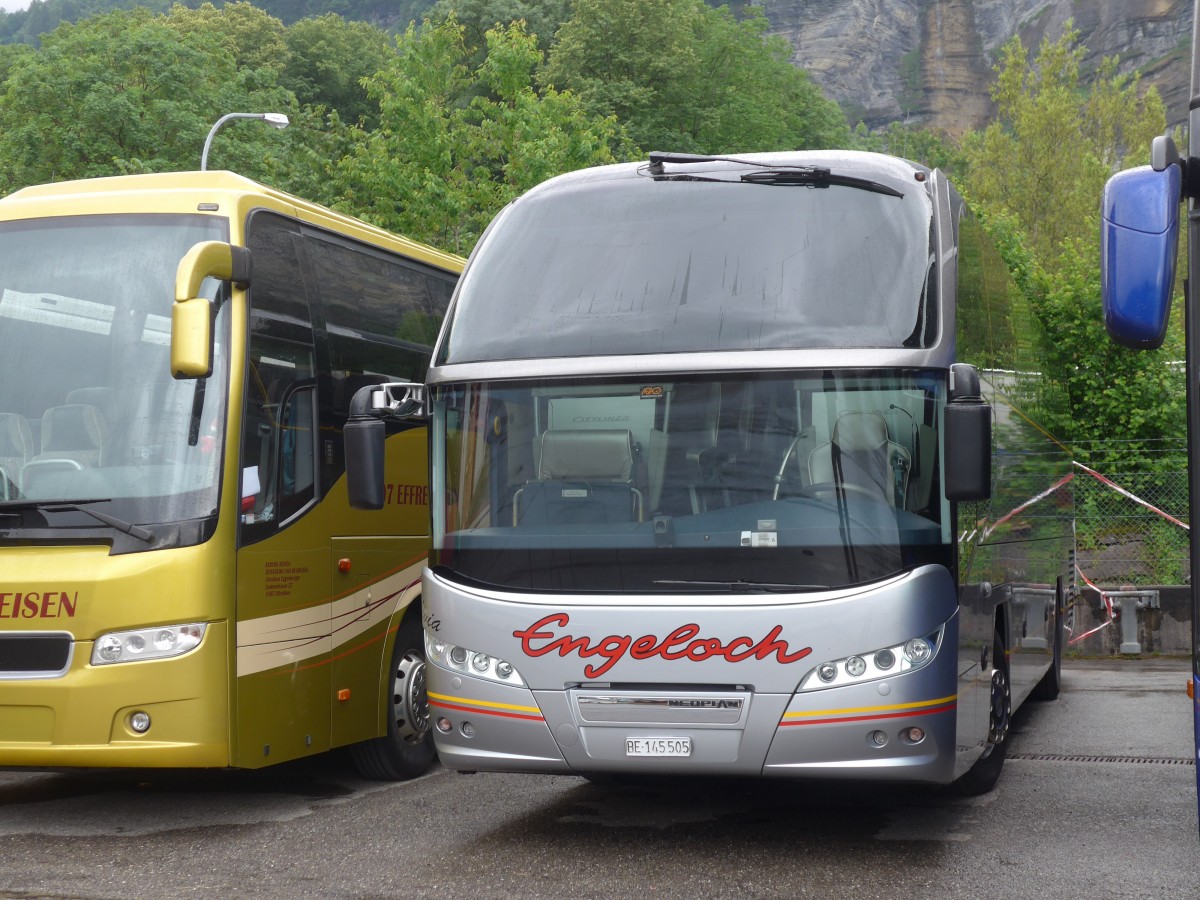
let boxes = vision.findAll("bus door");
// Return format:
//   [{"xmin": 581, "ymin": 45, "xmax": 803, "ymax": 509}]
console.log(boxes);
[{"xmin": 234, "ymin": 215, "xmax": 330, "ymax": 768}]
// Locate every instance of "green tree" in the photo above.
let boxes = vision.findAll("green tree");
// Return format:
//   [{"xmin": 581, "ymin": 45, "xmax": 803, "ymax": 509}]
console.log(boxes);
[
  {"xmin": 962, "ymin": 24, "xmax": 1165, "ymax": 270},
  {"xmin": 0, "ymin": 8, "xmax": 296, "ymax": 189},
  {"xmin": 282, "ymin": 14, "xmax": 393, "ymax": 127},
  {"xmin": 540, "ymin": 0, "xmax": 848, "ymax": 154},
  {"xmin": 329, "ymin": 17, "xmax": 626, "ymax": 254},
  {"xmin": 429, "ymin": 0, "xmax": 574, "ymax": 52},
  {"xmin": 850, "ymin": 121, "xmax": 966, "ymax": 177},
  {"xmin": 166, "ymin": 2, "xmax": 289, "ymax": 76},
  {"xmin": 958, "ymin": 24, "xmax": 1178, "ymax": 470},
  {"xmin": 985, "ymin": 211, "xmax": 1184, "ymax": 469}
]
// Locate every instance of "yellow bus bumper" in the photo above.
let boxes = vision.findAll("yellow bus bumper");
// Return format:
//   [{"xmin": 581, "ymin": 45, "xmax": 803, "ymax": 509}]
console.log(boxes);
[{"xmin": 0, "ymin": 622, "xmax": 229, "ymax": 768}]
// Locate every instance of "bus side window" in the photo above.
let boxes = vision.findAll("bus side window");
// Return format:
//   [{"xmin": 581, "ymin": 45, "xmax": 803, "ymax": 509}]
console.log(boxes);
[{"xmin": 241, "ymin": 344, "xmax": 316, "ymax": 529}]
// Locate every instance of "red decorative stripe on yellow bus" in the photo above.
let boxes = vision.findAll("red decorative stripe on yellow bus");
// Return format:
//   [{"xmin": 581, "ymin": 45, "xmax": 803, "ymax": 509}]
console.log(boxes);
[
  {"xmin": 330, "ymin": 554, "xmax": 426, "ymax": 604},
  {"xmin": 427, "ymin": 691, "xmax": 545, "ymax": 722},
  {"xmin": 781, "ymin": 694, "xmax": 957, "ymax": 727}
]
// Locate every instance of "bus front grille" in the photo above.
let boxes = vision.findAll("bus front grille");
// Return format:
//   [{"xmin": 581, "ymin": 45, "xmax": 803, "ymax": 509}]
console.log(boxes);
[
  {"xmin": 0, "ymin": 633, "xmax": 72, "ymax": 678},
  {"xmin": 571, "ymin": 690, "xmax": 749, "ymax": 726}
]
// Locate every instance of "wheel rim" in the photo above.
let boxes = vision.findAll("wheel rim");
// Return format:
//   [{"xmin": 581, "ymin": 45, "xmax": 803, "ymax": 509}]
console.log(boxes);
[
  {"xmin": 987, "ymin": 662, "xmax": 1011, "ymax": 746},
  {"xmin": 393, "ymin": 649, "xmax": 430, "ymax": 744}
]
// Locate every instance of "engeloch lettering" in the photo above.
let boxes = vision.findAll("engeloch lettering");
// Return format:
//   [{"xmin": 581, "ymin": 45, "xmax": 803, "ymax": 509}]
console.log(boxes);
[
  {"xmin": 512, "ymin": 613, "xmax": 812, "ymax": 679},
  {"xmin": 0, "ymin": 591, "xmax": 78, "ymax": 618}
]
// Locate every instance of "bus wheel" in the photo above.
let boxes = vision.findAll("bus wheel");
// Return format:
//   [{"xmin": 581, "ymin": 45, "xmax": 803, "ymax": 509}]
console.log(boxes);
[
  {"xmin": 350, "ymin": 614, "xmax": 435, "ymax": 781},
  {"xmin": 953, "ymin": 630, "xmax": 1010, "ymax": 796}
]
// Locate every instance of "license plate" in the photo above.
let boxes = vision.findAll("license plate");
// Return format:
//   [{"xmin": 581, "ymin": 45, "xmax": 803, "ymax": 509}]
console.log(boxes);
[{"xmin": 625, "ymin": 737, "xmax": 692, "ymax": 757}]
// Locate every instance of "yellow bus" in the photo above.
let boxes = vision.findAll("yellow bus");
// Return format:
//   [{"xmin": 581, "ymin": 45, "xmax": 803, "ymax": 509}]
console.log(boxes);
[{"xmin": 0, "ymin": 171, "xmax": 463, "ymax": 778}]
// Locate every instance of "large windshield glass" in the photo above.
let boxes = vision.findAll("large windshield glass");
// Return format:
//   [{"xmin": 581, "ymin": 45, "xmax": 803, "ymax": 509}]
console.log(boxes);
[
  {"xmin": 0, "ymin": 214, "xmax": 229, "ymax": 544},
  {"xmin": 431, "ymin": 372, "xmax": 951, "ymax": 593},
  {"xmin": 440, "ymin": 170, "xmax": 934, "ymax": 364}
]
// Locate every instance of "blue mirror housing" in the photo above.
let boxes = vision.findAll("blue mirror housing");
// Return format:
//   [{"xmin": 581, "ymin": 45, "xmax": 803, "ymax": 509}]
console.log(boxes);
[{"xmin": 1101, "ymin": 164, "xmax": 1182, "ymax": 349}]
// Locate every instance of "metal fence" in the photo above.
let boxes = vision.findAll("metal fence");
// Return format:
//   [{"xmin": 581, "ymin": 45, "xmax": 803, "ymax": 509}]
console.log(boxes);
[{"xmin": 1072, "ymin": 447, "xmax": 1190, "ymax": 588}]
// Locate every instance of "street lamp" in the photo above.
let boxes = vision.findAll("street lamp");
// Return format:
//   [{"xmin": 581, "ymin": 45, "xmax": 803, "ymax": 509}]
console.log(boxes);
[{"xmin": 200, "ymin": 112, "xmax": 290, "ymax": 171}]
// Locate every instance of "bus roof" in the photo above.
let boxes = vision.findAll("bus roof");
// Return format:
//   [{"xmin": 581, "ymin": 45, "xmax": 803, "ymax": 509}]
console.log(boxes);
[{"xmin": 0, "ymin": 170, "xmax": 464, "ymax": 274}]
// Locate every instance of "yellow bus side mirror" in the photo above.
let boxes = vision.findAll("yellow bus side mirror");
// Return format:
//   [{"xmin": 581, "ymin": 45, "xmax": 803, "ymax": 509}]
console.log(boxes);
[
  {"xmin": 171, "ymin": 240, "xmax": 251, "ymax": 379},
  {"xmin": 172, "ymin": 298, "xmax": 213, "ymax": 378}
]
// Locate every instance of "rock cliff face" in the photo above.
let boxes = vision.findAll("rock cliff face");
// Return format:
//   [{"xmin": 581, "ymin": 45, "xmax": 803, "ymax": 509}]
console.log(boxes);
[{"xmin": 757, "ymin": 0, "xmax": 1192, "ymax": 134}]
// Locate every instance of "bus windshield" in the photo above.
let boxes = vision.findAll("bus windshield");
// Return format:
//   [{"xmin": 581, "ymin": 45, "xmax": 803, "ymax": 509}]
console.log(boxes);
[
  {"xmin": 431, "ymin": 371, "xmax": 951, "ymax": 593},
  {"xmin": 438, "ymin": 171, "xmax": 935, "ymax": 364},
  {"xmin": 0, "ymin": 214, "xmax": 229, "ymax": 538}
]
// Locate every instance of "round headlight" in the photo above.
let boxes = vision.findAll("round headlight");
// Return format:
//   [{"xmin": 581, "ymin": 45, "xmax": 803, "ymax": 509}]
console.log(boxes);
[
  {"xmin": 845, "ymin": 656, "xmax": 867, "ymax": 677},
  {"xmin": 471, "ymin": 653, "xmax": 491, "ymax": 673},
  {"xmin": 126, "ymin": 634, "xmax": 146, "ymax": 655},
  {"xmin": 818, "ymin": 663, "xmax": 838, "ymax": 683},
  {"xmin": 904, "ymin": 637, "xmax": 932, "ymax": 665},
  {"xmin": 449, "ymin": 646, "xmax": 468, "ymax": 667},
  {"xmin": 496, "ymin": 660, "xmax": 514, "ymax": 679},
  {"xmin": 153, "ymin": 629, "xmax": 177, "ymax": 652},
  {"xmin": 96, "ymin": 635, "xmax": 122, "ymax": 662},
  {"xmin": 874, "ymin": 649, "xmax": 896, "ymax": 670}
]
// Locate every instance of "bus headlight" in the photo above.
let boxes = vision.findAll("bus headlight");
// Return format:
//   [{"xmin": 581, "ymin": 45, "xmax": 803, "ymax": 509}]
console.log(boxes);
[
  {"xmin": 425, "ymin": 632, "xmax": 524, "ymax": 685},
  {"xmin": 799, "ymin": 625, "xmax": 944, "ymax": 691},
  {"xmin": 91, "ymin": 623, "xmax": 206, "ymax": 665}
]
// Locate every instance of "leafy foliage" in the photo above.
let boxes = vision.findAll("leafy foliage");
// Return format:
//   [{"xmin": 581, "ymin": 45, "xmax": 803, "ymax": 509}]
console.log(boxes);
[
  {"xmin": 540, "ymin": 0, "xmax": 849, "ymax": 154},
  {"xmin": 0, "ymin": 8, "xmax": 296, "ymax": 187},
  {"xmin": 961, "ymin": 23, "xmax": 1165, "ymax": 269},
  {"xmin": 956, "ymin": 24, "xmax": 1179, "ymax": 471},
  {"xmin": 326, "ymin": 17, "xmax": 626, "ymax": 254},
  {"xmin": 978, "ymin": 207, "xmax": 1184, "ymax": 471}
]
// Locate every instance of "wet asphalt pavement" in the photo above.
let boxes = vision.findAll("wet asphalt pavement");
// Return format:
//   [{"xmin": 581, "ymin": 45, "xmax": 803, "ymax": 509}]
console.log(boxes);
[{"xmin": 0, "ymin": 658, "xmax": 1195, "ymax": 899}]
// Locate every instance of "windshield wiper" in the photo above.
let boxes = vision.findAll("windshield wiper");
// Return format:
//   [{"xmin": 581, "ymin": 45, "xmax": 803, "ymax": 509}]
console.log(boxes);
[
  {"xmin": 0, "ymin": 499, "xmax": 153, "ymax": 542},
  {"xmin": 652, "ymin": 579, "xmax": 828, "ymax": 593},
  {"xmin": 739, "ymin": 169, "xmax": 904, "ymax": 198},
  {"xmin": 644, "ymin": 152, "xmax": 906, "ymax": 198}
]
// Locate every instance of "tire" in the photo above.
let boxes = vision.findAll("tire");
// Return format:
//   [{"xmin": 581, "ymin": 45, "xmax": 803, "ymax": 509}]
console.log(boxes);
[
  {"xmin": 953, "ymin": 629, "xmax": 1011, "ymax": 796},
  {"xmin": 1030, "ymin": 584, "xmax": 1064, "ymax": 701},
  {"xmin": 349, "ymin": 612, "xmax": 436, "ymax": 781}
]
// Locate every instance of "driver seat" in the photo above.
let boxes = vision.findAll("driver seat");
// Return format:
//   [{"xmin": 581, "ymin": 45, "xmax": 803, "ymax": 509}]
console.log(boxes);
[{"xmin": 808, "ymin": 412, "xmax": 910, "ymax": 507}]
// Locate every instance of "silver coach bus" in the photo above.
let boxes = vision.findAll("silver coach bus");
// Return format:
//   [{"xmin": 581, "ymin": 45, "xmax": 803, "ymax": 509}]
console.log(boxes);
[{"xmin": 349, "ymin": 150, "xmax": 1073, "ymax": 794}]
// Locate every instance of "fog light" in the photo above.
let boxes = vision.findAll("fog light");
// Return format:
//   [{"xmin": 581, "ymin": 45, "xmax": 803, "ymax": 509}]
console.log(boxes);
[
  {"xmin": 903, "ymin": 726, "xmax": 926, "ymax": 744},
  {"xmin": 461, "ymin": 721, "xmax": 475, "ymax": 738},
  {"xmin": 129, "ymin": 712, "xmax": 151, "ymax": 734},
  {"xmin": 869, "ymin": 730, "xmax": 888, "ymax": 747},
  {"xmin": 436, "ymin": 717, "xmax": 453, "ymax": 733},
  {"xmin": 845, "ymin": 656, "xmax": 867, "ymax": 677}
]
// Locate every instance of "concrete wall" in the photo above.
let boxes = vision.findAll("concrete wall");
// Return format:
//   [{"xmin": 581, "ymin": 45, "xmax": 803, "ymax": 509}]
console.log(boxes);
[{"xmin": 1068, "ymin": 585, "xmax": 1191, "ymax": 658}]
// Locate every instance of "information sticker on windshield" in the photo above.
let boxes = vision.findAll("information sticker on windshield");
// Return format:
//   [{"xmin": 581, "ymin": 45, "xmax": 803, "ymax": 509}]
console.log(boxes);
[
  {"xmin": 640, "ymin": 385, "xmax": 664, "ymax": 399},
  {"xmin": 740, "ymin": 531, "xmax": 778, "ymax": 548}
]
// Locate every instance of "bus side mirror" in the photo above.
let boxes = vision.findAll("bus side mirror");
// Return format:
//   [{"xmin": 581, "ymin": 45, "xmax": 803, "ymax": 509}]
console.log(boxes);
[
  {"xmin": 344, "ymin": 382, "xmax": 428, "ymax": 511},
  {"xmin": 1101, "ymin": 161, "xmax": 1181, "ymax": 350},
  {"xmin": 345, "ymin": 415, "xmax": 386, "ymax": 510},
  {"xmin": 171, "ymin": 240, "xmax": 251, "ymax": 378},
  {"xmin": 945, "ymin": 363, "xmax": 991, "ymax": 502}
]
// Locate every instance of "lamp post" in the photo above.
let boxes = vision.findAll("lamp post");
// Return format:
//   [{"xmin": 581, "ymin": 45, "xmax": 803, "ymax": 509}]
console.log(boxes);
[{"xmin": 200, "ymin": 112, "xmax": 290, "ymax": 172}]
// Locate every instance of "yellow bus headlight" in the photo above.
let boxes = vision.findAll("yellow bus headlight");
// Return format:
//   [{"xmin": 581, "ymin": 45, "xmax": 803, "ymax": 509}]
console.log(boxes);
[{"xmin": 91, "ymin": 623, "xmax": 207, "ymax": 665}]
